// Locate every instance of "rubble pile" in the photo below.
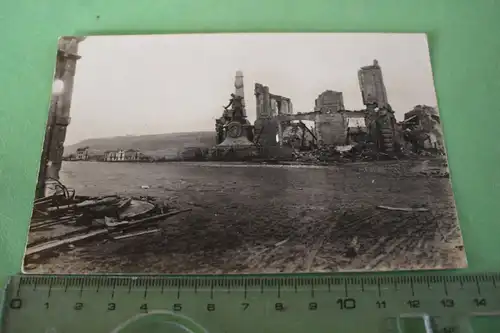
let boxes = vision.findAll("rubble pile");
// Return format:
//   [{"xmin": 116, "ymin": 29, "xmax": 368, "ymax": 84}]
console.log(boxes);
[
  {"xmin": 26, "ymin": 182, "xmax": 191, "ymax": 259},
  {"xmin": 290, "ymin": 143, "xmax": 379, "ymax": 164},
  {"xmin": 291, "ymin": 141, "xmax": 444, "ymax": 165}
]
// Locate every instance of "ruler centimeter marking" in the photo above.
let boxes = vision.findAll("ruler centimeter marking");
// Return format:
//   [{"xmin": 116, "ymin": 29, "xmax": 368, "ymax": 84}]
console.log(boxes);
[
  {"xmin": 6, "ymin": 273, "xmax": 500, "ymax": 300},
  {"xmin": 4, "ymin": 274, "xmax": 500, "ymax": 333},
  {"xmin": 4, "ymin": 275, "xmax": 500, "ymax": 315}
]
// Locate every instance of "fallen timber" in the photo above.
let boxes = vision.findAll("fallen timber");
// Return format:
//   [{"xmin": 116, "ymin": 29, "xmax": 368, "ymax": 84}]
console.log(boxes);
[
  {"xmin": 26, "ymin": 229, "xmax": 109, "ymax": 256},
  {"xmin": 26, "ymin": 189, "xmax": 191, "ymax": 258}
]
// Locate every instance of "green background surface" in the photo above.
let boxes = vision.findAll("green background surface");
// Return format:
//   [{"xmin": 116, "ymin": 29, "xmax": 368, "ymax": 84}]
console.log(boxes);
[{"xmin": 0, "ymin": 0, "xmax": 499, "ymax": 289}]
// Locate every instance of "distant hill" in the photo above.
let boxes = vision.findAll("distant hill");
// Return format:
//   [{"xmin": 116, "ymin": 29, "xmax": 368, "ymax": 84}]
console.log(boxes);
[{"xmin": 64, "ymin": 131, "xmax": 216, "ymax": 158}]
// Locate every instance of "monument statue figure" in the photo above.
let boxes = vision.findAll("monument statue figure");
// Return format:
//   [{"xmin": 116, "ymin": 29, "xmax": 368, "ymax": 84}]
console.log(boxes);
[{"xmin": 214, "ymin": 70, "xmax": 256, "ymax": 153}]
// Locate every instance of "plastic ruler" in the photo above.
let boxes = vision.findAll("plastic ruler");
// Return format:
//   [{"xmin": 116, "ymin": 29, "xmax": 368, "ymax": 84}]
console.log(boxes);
[{"xmin": 3, "ymin": 273, "xmax": 500, "ymax": 332}]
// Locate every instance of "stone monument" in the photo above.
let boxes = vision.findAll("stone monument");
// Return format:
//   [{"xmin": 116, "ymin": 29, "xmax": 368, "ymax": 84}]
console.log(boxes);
[{"xmin": 214, "ymin": 71, "xmax": 257, "ymax": 157}]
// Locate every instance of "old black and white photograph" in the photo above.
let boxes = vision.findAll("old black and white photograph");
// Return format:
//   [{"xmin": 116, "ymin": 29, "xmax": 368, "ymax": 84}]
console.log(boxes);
[{"xmin": 24, "ymin": 33, "xmax": 467, "ymax": 274}]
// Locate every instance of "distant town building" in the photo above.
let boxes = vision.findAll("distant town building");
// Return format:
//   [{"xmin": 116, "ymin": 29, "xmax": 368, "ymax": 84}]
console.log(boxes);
[
  {"xmin": 103, "ymin": 149, "xmax": 143, "ymax": 161},
  {"xmin": 75, "ymin": 147, "xmax": 89, "ymax": 160},
  {"xmin": 104, "ymin": 149, "xmax": 126, "ymax": 161},
  {"xmin": 124, "ymin": 149, "xmax": 141, "ymax": 161},
  {"xmin": 104, "ymin": 151, "xmax": 115, "ymax": 161},
  {"xmin": 358, "ymin": 59, "xmax": 388, "ymax": 108},
  {"xmin": 117, "ymin": 149, "xmax": 125, "ymax": 161},
  {"xmin": 314, "ymin": 90, "xmax": 345, "ymax": 113}
]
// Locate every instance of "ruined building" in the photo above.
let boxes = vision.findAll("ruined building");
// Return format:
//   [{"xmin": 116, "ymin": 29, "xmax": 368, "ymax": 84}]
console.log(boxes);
[
  {"xmin": 313, "ymin": 112, "xmax": 347, "ymax": 145},
  {"xmin": 36, "ymin": 37, "xmax": 86, "ymax": 198},
  {"xmin": 253, "ymin": 83, "xmax": 320, "ymax": 153},
  {"xmin": 357, "ymin": 60, "xmax": 399, "ymax": 152},
  {"xmin": 310, "ymin": 60, "xmax": 395, "ymax": 149},
  {"xmin": 314, "ymin": 90, "xmax": 344, "ymax": 113},
  {"xmin": 253, "ymin": 83, "xmax": 294, "ymax": 147},
  {"xmin": 402, "ymin": 105, "xmax": 444, "ymax": 152},
  {"xmin": 358, "ymin": 59, "xmax": 388, "ymax": 108},
  {"xmin": 366, "ymin": 106, "xmax": 398, "ymax": 153},
  {"xmin": 251, "ymin": 59, "xmax": 399, "ymax": 151},
  {"xmin": 263, "ymin": 88, "xmax": 364, "ymax": 147},
  {"xmin": 216, "ymin": 59, "xmax": 401, "ymax": 154},
  {"xmin": 270, "ymin": 94, "xmax": 293, "ymax": 115},
  {"xmin": 253, "ymin": 84, "xmax": 354, "ymax": 148},
  {"xmin": 281, "ymin": 123, "xmax": 316, "ymax": 149}
]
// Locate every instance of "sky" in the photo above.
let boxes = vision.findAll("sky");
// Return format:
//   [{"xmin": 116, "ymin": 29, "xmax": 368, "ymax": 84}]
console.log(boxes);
[{"xmin": 63, "ymin": 33, "xmax": 438, "ymax": 145}]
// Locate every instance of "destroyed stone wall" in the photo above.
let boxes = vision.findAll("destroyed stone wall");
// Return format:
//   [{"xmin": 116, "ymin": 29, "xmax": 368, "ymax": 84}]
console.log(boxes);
[
  {"xmin": 255, "ymin": 83, "xmax": 296, "ymax": 147},
  {"xmin": 254, "ymin": 118, "xmax": 279, "ymax": 146},
  {"xmin": 270, "ymin": 99, "xmax": 278, "ymax": 116},
  {"xmin": 279, "ymin": 99, "xmax": 293, "ymax": 114},
  {"xmin": 358, "ymin": 60, "xmax": 388, "ymax": 108},
  {"xmin": 255, "ymin": 83, "xmax": 293, "ymax": 118},
  {"xmin": 314, "ymin": 113, "xmax": 347, "ymax": 145},
  {"xmin": 404, "ymin": 106, "xmax": 444, "ymax": 151},
  {"xmin": 315, "ymin": 90, "xmax": 345, "ymax": 113},
  {"xmin": 255, "ymin": 83, "xmax": 271, "ymax": 118}
]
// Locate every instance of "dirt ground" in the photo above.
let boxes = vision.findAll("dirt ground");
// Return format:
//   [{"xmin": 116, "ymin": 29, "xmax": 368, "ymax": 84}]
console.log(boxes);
[{"xmin": 25, "ymin": 158, "xmax": 466, "ymax": 274}]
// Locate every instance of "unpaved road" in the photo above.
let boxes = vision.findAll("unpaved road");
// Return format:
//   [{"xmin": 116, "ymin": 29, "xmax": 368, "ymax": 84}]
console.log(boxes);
[{"xmin": 25, "ymin": 159, "xmax": 466, "ymax": 274}]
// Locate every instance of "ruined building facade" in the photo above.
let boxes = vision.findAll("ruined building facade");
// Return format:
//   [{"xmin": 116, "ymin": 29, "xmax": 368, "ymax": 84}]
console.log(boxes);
[
  {"xmin": 313, "ymin": 113, "xmax": 347, "ymax": 145},
  {"xmin": 403, "ymin": 105, "xmax": 444, "ymax": 152},
  {"xmin": 253, "ymin": 83, "xmax": 294, "ymax": 147},
  {"xmin": 254, "ymin": 83, "xmax": 293, "ymax": 119},
  {"xmin": 358, "ymin": 59, "xmax": 388, "ymax": 108},
  {"xmin": 221, "ymin": 59, "xmax": 399, "ymax": 153},
  {"xmin": 314, "ymin": 90, "xmax": 344, "ymax": 113}
]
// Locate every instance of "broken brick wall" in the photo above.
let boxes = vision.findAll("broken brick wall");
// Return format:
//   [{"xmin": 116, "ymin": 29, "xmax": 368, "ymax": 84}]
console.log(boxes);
[
  {"xmin": 254, "ymin": 118, "xmax": 279, "ymax": 146},
  {"xmin": 314, "ymin": 113, "xmax": 347, "ymax": 145}
]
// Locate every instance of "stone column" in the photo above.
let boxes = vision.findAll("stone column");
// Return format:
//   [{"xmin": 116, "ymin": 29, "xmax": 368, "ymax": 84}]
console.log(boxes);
[
  {"xmin": 277, "ymin": 121, "xmax": 283, "ymax": 147},
  {"xmin": 270, "ymin": 99, "xmax": 278, "ymax": 117},
  {"xmin": 234, "ymin": 70, "xmax": 245, "ymax": 117},
  {"xmin": 256, "ymin": 94, "xmax": 264, "ymax": 118},
  {"xmin": 263, "ymin": 86, "xmax": 270, "ymax": 118},
  {"xmin": 35, "ymin": 37, "xmax": 85, "ymax": 198},
  {"xmin": 254, "ymin": 83, "xmax": 264, "ymax": 119},
  {"xmin": 314, "ymin": 114, "xmax": 323, "ymax": 145},
  {"xmin": 281, "ymin": 100, "xmax": 289, "ymax": 114}
]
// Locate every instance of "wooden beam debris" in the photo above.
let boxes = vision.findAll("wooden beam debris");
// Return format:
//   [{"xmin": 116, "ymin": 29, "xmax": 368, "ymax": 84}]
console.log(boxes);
[
  {"xmin": 121, "ymin": 209, "xmax": 192, "ymax": 231},
  {"xmin": 45, "ymin": 196, "xmax": 119, "ymax": 213},
  {"xmin": 376, "ymin": 205, "xmax": 429, "ymax": 212},
  {"xmin": 26, "ymin": 188, "xmax": 193, "ymax": 259},
  {"xmin": 25, "ymin": 229, "xmax": 109, "ymax": 257},
  {"xmin": 112, "ymin": 228, "xmax": 161, "ymax": 240}
]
